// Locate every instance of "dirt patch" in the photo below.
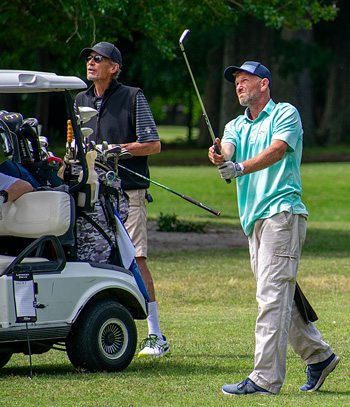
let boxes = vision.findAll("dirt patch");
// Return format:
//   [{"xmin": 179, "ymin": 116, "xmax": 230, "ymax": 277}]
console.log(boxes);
[{"xmin": 147, "ymin": 221, "xmax": 248, "ymax": 253}]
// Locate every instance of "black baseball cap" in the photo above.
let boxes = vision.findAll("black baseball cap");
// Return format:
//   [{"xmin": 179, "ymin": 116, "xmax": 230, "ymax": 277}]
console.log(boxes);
[
  {"xmin": 81, "ymin": 42, "xmax": 122, "ymax": 67},
  {"xmin": 224, "ymin": 61, "xmax": 271, "ymax": 87}
]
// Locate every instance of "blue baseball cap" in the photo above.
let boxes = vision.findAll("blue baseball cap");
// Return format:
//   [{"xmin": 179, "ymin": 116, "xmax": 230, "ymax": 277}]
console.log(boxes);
[{"xmin": 224, "ymin": 61, "xmax": 271, "ymax": 87}]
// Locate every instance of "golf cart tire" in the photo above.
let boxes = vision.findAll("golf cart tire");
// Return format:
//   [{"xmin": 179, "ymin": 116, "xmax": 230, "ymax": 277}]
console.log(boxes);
[
  {"xmin": 0, "ymin": 353, "xmax": 12, "ymax": 368},
  {"xmin": 66, "ymin": 300, "xmax": 137, "ymax": 372}
]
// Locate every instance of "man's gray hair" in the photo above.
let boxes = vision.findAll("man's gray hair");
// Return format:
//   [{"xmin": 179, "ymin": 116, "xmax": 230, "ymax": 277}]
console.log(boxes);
[{"xmin": 109, "ymin": 60, "xmax": 121, "ymax": 79}]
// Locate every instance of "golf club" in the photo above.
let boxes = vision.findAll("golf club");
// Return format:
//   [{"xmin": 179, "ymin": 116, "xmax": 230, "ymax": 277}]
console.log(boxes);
[
  {"xmin": 118, "ymin": 164, "xmax": 221, "ymax": 217},
  {"xmin": 77, "ymin": 106, "xmax": 98, "ymax": 124},
  {"xmin": 179, "ymin": 29, "xmax": 231, "ymax": 184}
]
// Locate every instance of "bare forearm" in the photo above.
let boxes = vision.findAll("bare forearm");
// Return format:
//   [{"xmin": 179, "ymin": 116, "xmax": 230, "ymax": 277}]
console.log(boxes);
[
  {"xmin": 209, "ymin": 138, "xmax": 288, "ymax": 175},
  {"xmin": 208, "ymin": 139, "xmax": 235, "ymax": 165},
  {"xmin": 7, "ymin": 180, "xmax": 33, "ymax": 201},
  {"xmin": 221, "ymin": 142, "xmax": 235, "ymax": 162},
  {"xmin": 241, "ymin": 140, "xmax": 288, "ymax": 174},
  {"xmin": 121, "ymin": 141, "xmax": 161, "ymax": 156}
]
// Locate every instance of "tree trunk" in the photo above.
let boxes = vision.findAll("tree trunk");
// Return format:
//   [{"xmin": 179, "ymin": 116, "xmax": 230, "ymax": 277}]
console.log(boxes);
[
  {"xmin": 197, "ymin": 43, "xmax": 223, "ymax": 148},
  {"xmin": 219, "ymin": 18, "xmax": 274, "ymax": 137},
  {"xmin": 219, "ymin": 32, "xmax": 240, "ymax": 133},
  {"xmin": 317, "ymin": 0, "xmax": 350, "ymax": 145},
  {"xmin": 36, "ymin": 48, "xmax": 50, "ymax": 136},
  {"xmin": 274, "ymin": 28, "xmax": 316, "ymax": 147},
  {"xmin": 218, "ymin": 21, "xmax": 318, "ymax": 147}
]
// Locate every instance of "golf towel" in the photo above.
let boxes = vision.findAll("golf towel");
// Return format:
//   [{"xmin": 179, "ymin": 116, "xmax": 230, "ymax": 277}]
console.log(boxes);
[{"xmin": 114, "ymin": 210, "xmax": 150, "ymax": 302}]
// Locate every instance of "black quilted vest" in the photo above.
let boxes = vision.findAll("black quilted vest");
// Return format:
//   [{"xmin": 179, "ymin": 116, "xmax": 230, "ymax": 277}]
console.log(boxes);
[{"xmin": 75, "ymin": 80, "xmax": 150, "ymax": 190}]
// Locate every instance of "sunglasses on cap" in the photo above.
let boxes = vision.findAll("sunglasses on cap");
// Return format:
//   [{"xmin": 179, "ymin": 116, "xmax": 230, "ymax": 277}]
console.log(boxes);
[{"xmin": 85, "ymin": 55, "xmax": 104, "ymax": 63}]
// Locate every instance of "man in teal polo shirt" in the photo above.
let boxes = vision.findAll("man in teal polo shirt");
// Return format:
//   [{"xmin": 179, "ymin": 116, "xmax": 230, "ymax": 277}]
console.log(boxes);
[{"xmin": 208, "ymin": 61, "xmax": 339, "ymax": 395}]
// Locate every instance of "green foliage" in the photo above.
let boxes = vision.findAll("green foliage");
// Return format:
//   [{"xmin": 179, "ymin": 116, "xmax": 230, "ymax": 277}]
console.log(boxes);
[
  {"xmin": 0, "ymin": 0, "xmax": 339, "ymax": 70},
  {"xmin": 224, "ymin": 0, "xmax": 338, "ymax": 30},
  {"xmin": 0, "ymin": 1, "xmax": 341, "ymax": 147},
  {"xmin": 157, "ymin": 212, "xmax": 206, "ymax": 232}
]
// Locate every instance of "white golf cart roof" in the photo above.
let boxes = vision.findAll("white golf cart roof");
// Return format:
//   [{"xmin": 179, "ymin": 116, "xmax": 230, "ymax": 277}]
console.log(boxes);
[{"xmin": 0, "ymin": 70, "xmax": 87, "ymax": 93}]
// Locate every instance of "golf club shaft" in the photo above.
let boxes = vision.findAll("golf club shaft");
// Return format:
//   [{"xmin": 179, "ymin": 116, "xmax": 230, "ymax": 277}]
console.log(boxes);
[
  {"xmin": 179, "ymin": 29, "xmax": 231, "ymax": 184},
  {"xmin": 118, "ymin": 164, "xmax": 221, "ymax": 217},
  {"xmin": 179, "ymin": 30, "xmax": 216, "ymax": 145}
]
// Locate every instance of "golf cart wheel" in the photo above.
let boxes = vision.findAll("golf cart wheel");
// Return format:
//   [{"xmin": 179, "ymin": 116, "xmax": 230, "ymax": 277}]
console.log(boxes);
[
  {"xmin": 66, "ymin": 300, "xmax": 137, "ymax": 372},
  {"xmin": 0, "ymin": 353, "xmax": 12, "ymax": 368}
]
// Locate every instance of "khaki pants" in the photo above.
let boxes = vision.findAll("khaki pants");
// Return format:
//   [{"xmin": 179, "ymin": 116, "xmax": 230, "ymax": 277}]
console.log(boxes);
[
  {"xmin": 124, "ymin": 189, "xmax": 148, "ymax": 258},
  {"xmin": 247, "ymin": 211, "xmax": 333, "ymax": 394}
]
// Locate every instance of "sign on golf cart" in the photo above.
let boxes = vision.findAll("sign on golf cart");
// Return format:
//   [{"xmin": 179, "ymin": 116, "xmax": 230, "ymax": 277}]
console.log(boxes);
[{"xmin": 0, "ymin": 70, "xmax": 148, "ymax": 373}]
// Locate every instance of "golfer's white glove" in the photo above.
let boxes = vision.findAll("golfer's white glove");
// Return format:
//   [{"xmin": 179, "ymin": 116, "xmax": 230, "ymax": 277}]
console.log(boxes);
[{"xmin": 218, "ymin": 161, "xmax": 245, "ymax": 179}]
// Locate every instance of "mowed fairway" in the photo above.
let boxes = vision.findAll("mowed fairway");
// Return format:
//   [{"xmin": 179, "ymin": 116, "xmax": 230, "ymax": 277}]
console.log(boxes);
[{"xmin": 1, "ymin": 162, "xmax": 349, "ymax": 407}]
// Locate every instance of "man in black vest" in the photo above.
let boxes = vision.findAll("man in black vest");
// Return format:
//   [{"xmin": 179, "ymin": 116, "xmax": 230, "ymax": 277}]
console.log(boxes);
[{"xmin": 76, "ymin": 42, "xmax": 170, "ymax": 359}]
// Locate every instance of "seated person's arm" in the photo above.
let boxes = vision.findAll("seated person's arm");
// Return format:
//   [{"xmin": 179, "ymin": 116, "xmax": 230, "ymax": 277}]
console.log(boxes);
[
  {"xmin": 6, "ymin": 179, "xmax": 33, "ymax": 201},
  {"xmin": 0, "ymin": 175, "xmax": 33, "ymax": 220},
  {"xmin": 0, "ymin": 173, "xmax": 33, "ymax": 203}
]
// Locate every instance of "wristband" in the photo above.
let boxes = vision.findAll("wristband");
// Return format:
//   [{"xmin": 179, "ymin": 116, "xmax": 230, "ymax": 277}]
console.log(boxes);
[
  {"xmin": 235, "ymin": 162, "xmax": 245, "ymax": 177},
  {"xmin": 0, "ymin": 190, "xmax": 8, "ymax": 203}
]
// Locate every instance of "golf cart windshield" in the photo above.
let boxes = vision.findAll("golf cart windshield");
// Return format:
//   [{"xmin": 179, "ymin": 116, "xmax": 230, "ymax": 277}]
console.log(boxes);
[{"xmin": 0, "ymin": 70, "xmax": 87, "ymax": 93}]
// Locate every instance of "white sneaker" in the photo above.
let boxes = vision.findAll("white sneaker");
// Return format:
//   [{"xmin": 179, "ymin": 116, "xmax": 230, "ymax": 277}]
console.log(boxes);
[{"xmin": 138, "ymin": 334, "xmax": 170, "ymax": 359}]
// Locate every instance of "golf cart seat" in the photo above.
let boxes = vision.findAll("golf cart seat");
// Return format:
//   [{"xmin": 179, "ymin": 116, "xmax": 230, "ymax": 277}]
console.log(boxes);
[
  {"xmin": 0, "ymin": 190, "xmax": 72, "ymax": 238},
  {"xmin": 0, "ymin": 190, "xmax": 74, "ymax": 275}
]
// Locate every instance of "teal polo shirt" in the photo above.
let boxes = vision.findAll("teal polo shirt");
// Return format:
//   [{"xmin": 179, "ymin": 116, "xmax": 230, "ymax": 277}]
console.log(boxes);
[{"xmin": 222, "ymin": 99, "xmax": 308, "ymax": 236}]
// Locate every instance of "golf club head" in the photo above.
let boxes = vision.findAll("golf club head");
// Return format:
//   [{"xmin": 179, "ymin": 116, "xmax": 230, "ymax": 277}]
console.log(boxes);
[
  {"xmin": 81, "ymin": 127, "xmax": 93, "ymax": 138},
  {"xmin": 77, "ymin": 107, "xmax": 98, "ymax": 124},
  {"xmin": 106, "ymin": 145, "xmax": 122, "ymax": 155},
  {"xmin": 179, "ymin": 29, "xmax": 190, "ymax": 46},
  {"xmin": 119, "ymin": 147, "xmax": 132, "ymax": 160},
  {"xmin": 88, "ymin": 141, "xmax": 102, "ymax": 154}
]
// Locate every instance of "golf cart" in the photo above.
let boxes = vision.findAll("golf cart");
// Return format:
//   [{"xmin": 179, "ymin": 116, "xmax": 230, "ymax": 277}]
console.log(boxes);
[{"xmin": 0, "ymin": 70, "xmax": 148, "ymax": 372}]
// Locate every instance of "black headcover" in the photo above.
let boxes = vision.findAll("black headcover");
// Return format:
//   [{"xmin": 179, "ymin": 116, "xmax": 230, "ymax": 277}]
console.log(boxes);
[{"xmin": 0, "ymin": 111, "xmax": 23, "ymax": 134}]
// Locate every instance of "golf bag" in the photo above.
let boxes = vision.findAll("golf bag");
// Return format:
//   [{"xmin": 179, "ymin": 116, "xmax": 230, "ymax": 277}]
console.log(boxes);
[
  {"xmin": 71, "ymin": 161, "xmax": 129, "ymax": 264},
  {"xmin": 0, "ymin": 110, "xmax": 62, "ymax": 187},
  {"xmin": 0, "ymin": 110, "xmax": 130, "ymax": 264}
]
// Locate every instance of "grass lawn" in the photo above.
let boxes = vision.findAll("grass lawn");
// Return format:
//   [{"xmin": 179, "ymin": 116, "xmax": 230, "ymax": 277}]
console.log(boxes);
[
  {"xmin": 157, "ymin": 125, "xmax": 199, "ymax": 144},
  {"xmin": 0, "ymin": 162, "xmax": 349, "ymax": 406}
]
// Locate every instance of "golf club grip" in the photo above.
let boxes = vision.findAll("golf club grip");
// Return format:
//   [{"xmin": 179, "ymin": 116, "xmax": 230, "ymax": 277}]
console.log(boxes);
[
  {"xmin": 214, "ymin": 142, "xmax": 231, "ymax": 184},
  {"xmin": 181, "ymin": 195, "xmax": 221, "ymax": 216}
]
